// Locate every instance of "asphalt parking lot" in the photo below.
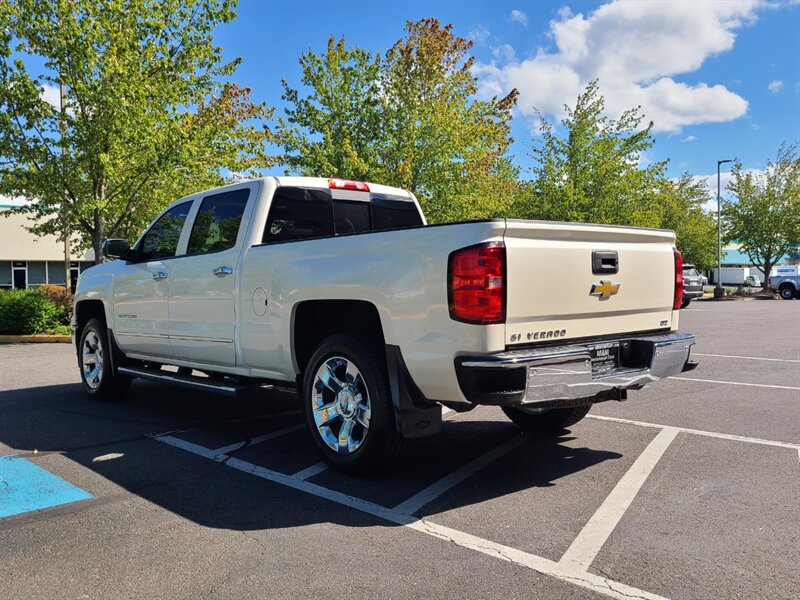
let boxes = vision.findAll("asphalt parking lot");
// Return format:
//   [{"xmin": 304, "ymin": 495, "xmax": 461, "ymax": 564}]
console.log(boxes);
[{"xmin": 1, "ymin": 299, "xmax": 798, "ymax": 599}]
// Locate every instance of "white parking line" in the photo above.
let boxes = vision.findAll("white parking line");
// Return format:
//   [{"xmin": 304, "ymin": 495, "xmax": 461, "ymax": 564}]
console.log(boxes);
[
  {"xmin": 292, "ymin": 461, "xmax": 328, "ymax": 480},
  {"xmin": 165, "ymin": 423, "xmax": 305, "ymax": 456},
  {"xmin": 393, "ymin": 433, "xmax": 531, "ymax": 515},
  {"xmin": 559, "ymin": 427, "xmax": 679, "ymax": 572},
  {"xmin": 154, "ymin": 434, "xmax": 666, "ymax": 600},
  {"xmin": 668, "ymin": 376, "xmax": 800, "ymax": 391},
  {"xmin": 587, "ymin": 415, "xmax": 800, "ymax": 451},
  {"xmin": 410, "ymin": 520, "xmax": 668, "ymax": 600},
  {"xmin": 693, "ymin": 353, "xmax": 800, "ymax": 363}
]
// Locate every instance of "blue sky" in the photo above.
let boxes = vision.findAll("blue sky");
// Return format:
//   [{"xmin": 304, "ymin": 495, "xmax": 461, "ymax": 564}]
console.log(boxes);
[{"xmin": 214, "ymin": 0, "xmax": 799, "ymax": 196}]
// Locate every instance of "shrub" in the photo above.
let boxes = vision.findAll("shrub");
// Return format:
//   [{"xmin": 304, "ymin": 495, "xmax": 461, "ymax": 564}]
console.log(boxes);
[
  {"xmin": 0, "ymin": 289, "xmax": 60, "ymax": 334},
  {"xmin": 39, "ymin": 284, "xmax": 74, "ymax": 325}
]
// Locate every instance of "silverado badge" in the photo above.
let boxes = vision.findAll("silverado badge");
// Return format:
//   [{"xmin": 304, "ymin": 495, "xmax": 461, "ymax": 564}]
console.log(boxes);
[{"xmin": 590, "ymin": 279, "xmax": 620, "ymax": 299}]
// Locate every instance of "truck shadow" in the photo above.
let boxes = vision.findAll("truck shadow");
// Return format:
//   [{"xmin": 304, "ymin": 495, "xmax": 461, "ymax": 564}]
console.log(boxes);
[{"xmin": 1, "ymin": 380, "xmax": 622, "ymax": 532}]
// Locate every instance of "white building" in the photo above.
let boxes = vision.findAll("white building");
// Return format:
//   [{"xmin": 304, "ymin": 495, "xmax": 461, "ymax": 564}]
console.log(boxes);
[{"xmin": 0, "ymin": 196, "xmax": 95, "ymax": 290}]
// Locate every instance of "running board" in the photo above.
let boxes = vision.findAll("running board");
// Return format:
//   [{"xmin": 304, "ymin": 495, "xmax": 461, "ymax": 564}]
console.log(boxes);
[
  {"xmin": 118, "ymin": 366, "xmax": 239, "ymax": 396},
  {"xmin": 117, "ymin": 366, "xmax": 298, "ymax": 399}
]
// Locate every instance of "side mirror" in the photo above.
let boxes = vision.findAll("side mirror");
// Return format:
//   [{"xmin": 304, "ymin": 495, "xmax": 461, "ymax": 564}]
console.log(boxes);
[{"xmin": 102, "ymin": 238, "xmax": 131, "ymax": 260}]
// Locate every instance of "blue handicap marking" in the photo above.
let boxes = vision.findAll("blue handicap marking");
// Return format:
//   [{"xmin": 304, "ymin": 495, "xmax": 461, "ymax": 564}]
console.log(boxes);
[{"xmin": 0, "ymin": 455, "xmax": 93, "ymax": 519}]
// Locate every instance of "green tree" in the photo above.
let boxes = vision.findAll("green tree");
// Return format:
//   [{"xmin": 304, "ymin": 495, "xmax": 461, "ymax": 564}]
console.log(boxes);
[
  {"xmin": 513, "ymin": 81, "xmax": 718, "ymax": 269},
  {"xmin": 513, "ymin": 81, "xmax": 666, "ymax": 227},
  {"xmin": 279, "ymin": 18, "xmax": 519, "ymax": 223},
  {"xmin": 656, "ymin": 174, "xmax": 717, "ymax": 271},
  {"xmin": 0, "ymin": 0, "xmax": 275, "ymax": 265},
  {"xmin": 724, "ymin": 144, "xmax": 800, "ymax": 288}
]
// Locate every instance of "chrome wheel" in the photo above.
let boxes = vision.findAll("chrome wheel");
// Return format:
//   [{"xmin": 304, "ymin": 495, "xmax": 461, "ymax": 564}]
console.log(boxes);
[
  {"xmin": 311, "ymin": 356, "xmax": 371, "ymax": 454},
  {"xmin": 82, "ymin": 330, "xmax": 104, "ymax": 390}
]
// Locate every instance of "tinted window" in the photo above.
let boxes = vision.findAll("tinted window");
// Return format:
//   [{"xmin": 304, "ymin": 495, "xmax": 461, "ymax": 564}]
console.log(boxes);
[
  {"xmin": 683, "ymin": 268, "xmax": 700, "ymax": 277},
  {"xmin": 333, "ymin": 200, "xmax": 371, "ymax": 234},
  {"xmin": 139, "ymin": 201, "xmax": 192, "ymax": 260},
  {"xmin": 0, "ymin": 261, "xmax": 11, "ymax": 286},
  {"xmin": 372, "ymin": 195, "xmax": 424, "ymax": 230},
  {"xmin": 263, "ymin": 187, "xmax": 334, "ymax": 243},
  {"xmin": 187, "ymin": 189, "xmax": 249, "ymax": 255},
  {"xmin": 27, "ymin": 261, "xmax": 46, "ymax": 284}
]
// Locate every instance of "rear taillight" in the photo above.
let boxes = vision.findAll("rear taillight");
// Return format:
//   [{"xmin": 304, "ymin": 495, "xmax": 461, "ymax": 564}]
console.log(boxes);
[
  {"xmin": 673, "ymin": 248, "xmax": 683, "ymax": 310},
  {"xmin": 448, "ymin": 242, "xmax": 506, "ymax": 324},
  {"xmin": 328, "ymin": 178, "xmax": 370, "ymax": 192}
]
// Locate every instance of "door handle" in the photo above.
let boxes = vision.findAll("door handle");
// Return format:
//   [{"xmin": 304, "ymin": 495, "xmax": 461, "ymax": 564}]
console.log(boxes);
[
  {"xmin": 213, "ymin": 266, "xmax": 233, "ymax": 277},
  {"xmin": 152, "ymin": 271, "xmax": 168, "ymax": 280}
]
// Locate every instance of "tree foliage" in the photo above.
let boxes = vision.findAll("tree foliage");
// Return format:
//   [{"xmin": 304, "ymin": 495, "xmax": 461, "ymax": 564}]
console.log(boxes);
[
  {"xmin": 0, "ymin": 0, "xmax": 275, "ymax": 262},
  {"xmin": 724, "ymin": 144, "xmax": 800, "ymax": 286},
  {"xmin": 512, "ymin": 81, "xmax": 716, "ymax": 268},
  {"xmin": 279, "ymin": 18, "xmax": 519, "ymax": 223},
  {"xmin": 655, "ymin": 174, "xmax": 717, "ymax": 271},
  {"xmin": 513, "ymin": 81, "xmax": 666, "ymax": 226}
]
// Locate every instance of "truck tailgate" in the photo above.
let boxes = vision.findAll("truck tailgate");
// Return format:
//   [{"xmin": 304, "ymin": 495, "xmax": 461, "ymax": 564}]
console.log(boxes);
[{"xmin": 503, "ymin": 220, "xmax": 677, "ymax": 346}]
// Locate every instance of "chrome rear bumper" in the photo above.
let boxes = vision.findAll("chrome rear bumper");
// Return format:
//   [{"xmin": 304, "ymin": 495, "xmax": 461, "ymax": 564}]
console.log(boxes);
[{"xmin": 455, "ymin": 331, "xmax": 696, "ymax": 407}]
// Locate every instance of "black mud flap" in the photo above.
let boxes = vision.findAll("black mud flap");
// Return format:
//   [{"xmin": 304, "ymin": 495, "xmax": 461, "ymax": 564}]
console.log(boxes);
[
  {"xmin": 682, "ymin": 359, "xmax": 699, "ymax": 372},
  {"xmin": 385, "ymin": 345, "xmax": 442, "ymax": 439}
]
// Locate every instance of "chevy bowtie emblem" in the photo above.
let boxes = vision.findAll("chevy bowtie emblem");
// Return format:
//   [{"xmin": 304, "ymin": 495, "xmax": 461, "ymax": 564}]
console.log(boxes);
[{"xmin": 590, "ymin": 279, "xmax": 620, "ymax": 299}]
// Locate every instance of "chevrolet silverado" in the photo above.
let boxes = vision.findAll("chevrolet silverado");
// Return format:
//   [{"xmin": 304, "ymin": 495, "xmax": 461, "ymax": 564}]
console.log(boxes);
[{"xmin": 72, "ymin": 177, "xmax": 697, "ymax": 472}]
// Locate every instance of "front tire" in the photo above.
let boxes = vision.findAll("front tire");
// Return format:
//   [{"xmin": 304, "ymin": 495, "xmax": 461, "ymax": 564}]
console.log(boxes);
[
  {"xmin": 302, "ymin": 335, "xmax": 403, "ymax": 474},
  {"xmin": 502, "ymin": 404, "xmax": 591, "ymax": 434},
  {"xmin": 79, "ymin": 318, "xmax": 131, "ymax": 400}
]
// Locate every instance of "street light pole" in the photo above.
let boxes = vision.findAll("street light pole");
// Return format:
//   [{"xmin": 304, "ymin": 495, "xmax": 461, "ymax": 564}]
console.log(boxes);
[{"xmin": 714, "ymin": 159, "xmax": 734, "ymax": 299}]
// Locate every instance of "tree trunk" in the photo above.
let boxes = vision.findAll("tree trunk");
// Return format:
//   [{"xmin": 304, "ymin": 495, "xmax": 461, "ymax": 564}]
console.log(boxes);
[
  {"xmin": 92, "ymin": 209, "xmax": 105, "ymax": 266},
  {"xmin": 64, "ymin": 222, "xmax": 71, "ymax": 293},
  {"xmin": 762, "ymin": 259, "xmax": 772, "ymax": 290}
]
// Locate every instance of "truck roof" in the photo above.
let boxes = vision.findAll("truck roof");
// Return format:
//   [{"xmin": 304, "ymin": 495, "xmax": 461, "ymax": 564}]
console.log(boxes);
[{"xmin": 272, "ymin": 176, "xmax": 414, "ymax": 199}]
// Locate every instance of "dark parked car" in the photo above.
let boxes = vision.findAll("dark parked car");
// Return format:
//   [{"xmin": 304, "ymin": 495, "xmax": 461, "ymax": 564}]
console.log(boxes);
[{"xmin": 682, "ymin": 264, "xmax": 704, "ymax": 308}]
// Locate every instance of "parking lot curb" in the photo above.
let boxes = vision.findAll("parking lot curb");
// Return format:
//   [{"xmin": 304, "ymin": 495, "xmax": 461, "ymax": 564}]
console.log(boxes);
[{"xmin": 0, "ymin": 335, "xmax": 71, "ymax": 344}]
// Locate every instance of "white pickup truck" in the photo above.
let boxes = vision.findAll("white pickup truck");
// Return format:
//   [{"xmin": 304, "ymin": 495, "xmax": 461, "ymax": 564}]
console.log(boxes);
[{"xmin": 73, "ymin": 177, "xmax": 697, "ymax": 472}]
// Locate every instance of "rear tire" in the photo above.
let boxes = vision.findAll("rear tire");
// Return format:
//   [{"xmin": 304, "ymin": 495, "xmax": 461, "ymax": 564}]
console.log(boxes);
[
  {"xmin": 681, "ymin": 298, "xmax": 691, "ymax": 308},
  {"xmin": 779, "ymin": 285, "xmax": 796, "ymax": 300},
  {"xmin": 502, "ymin": 404, "xmax": 591, "ymax": 434},
  {"xmin": 301, "ymin": 334, "xmax": 403, "ymax": 474},
  {"xmin": 78, "ymin": 318, "xmax": 131, "ymax": 400}
]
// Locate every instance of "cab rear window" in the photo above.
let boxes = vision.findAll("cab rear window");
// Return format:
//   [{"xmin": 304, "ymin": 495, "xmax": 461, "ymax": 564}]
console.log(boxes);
[{"xmin": 262, "ymin": 188, "xmax": 422, "ymax": 244}]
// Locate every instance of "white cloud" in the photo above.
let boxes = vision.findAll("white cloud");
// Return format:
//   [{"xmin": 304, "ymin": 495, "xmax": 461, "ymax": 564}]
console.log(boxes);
[
  {"xmin": 767, "ymin": 79, "xmax": 784, "ymax": 93},
  {"xmin": 682, "ymin": 135, "xmax": 697, "ymax": 142},
  {"xmin": 509, "ymin": 10, "xmax": 528, "ymax": 26},
  {"xmin": 476, "ymin": 0, "xmax": 759, "ymax": 132},
  {"xmin": 40, "ymin": 83, "xmax": 61, "ymax": 109},
  {"xmin": 469, "ymin": 25, "xmax": 490, "ymax": 45},
  {"xmin": 492, "ymin": 44, "xmax": 517, "ymax": 63}
]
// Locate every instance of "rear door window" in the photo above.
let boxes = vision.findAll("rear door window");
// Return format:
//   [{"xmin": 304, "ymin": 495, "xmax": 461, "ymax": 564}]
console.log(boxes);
[
  {"xmin": 187, "ymin": 189, "xmax": 250, "ymax": 255},
  {"xmin": 263, "ymin": 187, "xmax": 334, "ymax": 243}
]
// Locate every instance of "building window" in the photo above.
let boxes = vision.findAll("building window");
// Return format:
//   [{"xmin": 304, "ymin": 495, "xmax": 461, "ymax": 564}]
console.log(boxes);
[
  {"xmin": 0, "ymin": 261, "xmax": 11, "ymax": 290},
  {"xmin": 46, "ymin": 261, "xmax": 66, "ymax": 285},
  {"xmin": 28, "ymin": 261, "xmax": 47, "ymax": 286}
]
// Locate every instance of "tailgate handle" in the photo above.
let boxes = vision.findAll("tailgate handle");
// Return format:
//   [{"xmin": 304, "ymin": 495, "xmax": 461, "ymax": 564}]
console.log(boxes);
[{"xmin": 592, "ymin": 250, "xmax": 618, "ymax": 274}]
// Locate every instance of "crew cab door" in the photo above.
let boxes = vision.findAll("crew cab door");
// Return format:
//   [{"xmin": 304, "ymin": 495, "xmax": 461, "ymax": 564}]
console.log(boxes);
[
  {"xmin": 113, "ymin": 201, "xmax": 193, "ymax": 357},
  {"xmin": 167, "ymin": 186, "xmax": 254, "ymax": 366}
]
